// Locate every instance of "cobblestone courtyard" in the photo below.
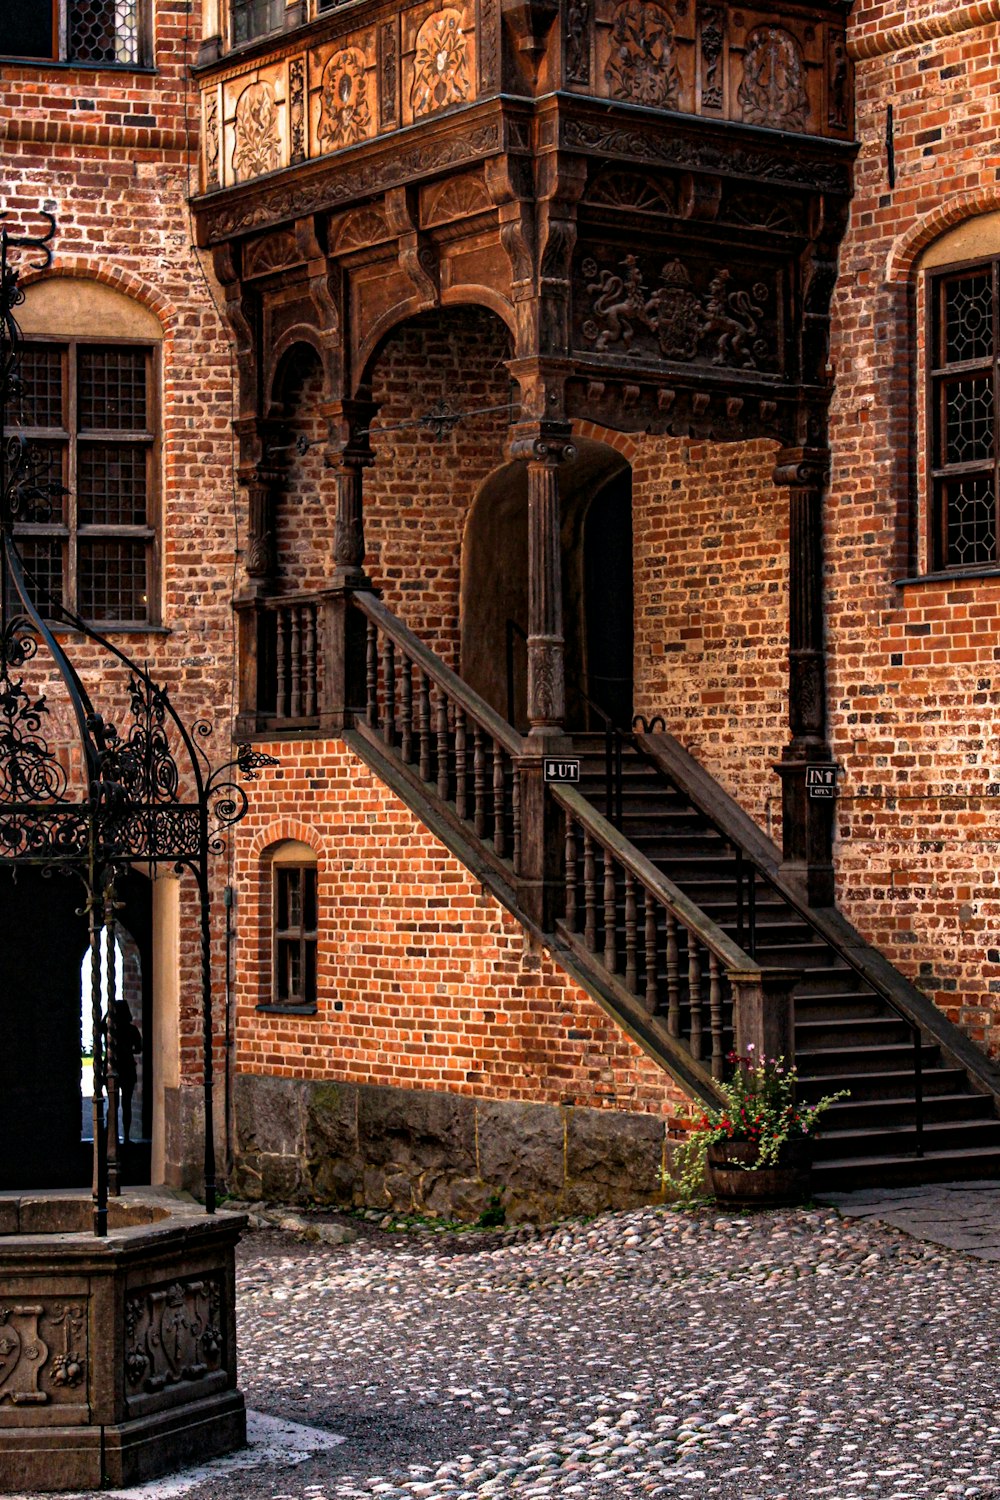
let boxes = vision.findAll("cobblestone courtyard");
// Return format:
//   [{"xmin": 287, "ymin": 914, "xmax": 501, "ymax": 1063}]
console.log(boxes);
[{"xmin": 91, "ymin": 1192, "xmax": 1000, "ymax": 1500}]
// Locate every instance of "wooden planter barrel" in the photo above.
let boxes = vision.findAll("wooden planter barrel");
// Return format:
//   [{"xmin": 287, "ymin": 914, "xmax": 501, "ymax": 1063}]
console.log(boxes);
[{"xmin": 706, "ymin": 1138, "xmax": 812, "ymax": 1207}]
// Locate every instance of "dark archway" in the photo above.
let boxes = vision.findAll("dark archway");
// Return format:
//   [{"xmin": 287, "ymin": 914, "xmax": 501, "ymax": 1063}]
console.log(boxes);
[
  {"xmin": 461, "ymin": 441, "xmax": 632, "ymax": 731},
  {"xmin": 0, "ymin": 866, "xmax": 153, "ymax": 1190}
]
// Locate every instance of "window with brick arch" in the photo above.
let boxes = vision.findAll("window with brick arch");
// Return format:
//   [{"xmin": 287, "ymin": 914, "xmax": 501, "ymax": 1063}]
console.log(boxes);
[
  {"xmin": 13, "ymin": 339, "xmax": 158, "ymax": 627},
  {"xmin": 0, "ymin": 1, "xmax": 149, "ymax": 67},
  {"xmin": 271, "ymin": 850, "xmax": 319, "ymax": 1011},
  {"xmin": 928, "ymin": 259, "xmax": 1000, "ymax": 571}
]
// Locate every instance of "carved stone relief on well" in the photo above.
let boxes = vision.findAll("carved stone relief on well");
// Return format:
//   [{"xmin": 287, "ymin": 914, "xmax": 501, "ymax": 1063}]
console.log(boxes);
[
  {"xmin": 319, "ymin": 48, "xmax": 374, "ymax": 151},
  {"xmin": 737, "ymin": 26, "xmax": 808, "ymax": 131},
  {"xmin": 233, "ymin": 81, "xmax": 282, "ymax": 183},
  {"xmin": 605, "ymin": 1, "xmax": 680, "ymax": 108},
  {"xmin": 410, "ymin": 9, "xmax": 472, "ymax": 118},
  {"xmin": 578, "ymin": 251, "xmax": 777, "ymax": 371},
  {"xmin": 0, "ymin": 1301, "xmax": 87, "ymax": 1406},
  {"xmin": 125, "ymin": 1278, "xmax": 224, "ymax": 1396}
]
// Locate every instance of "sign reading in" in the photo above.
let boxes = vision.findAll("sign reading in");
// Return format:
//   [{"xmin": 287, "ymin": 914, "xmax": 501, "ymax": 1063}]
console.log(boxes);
[
  {"xmin": 806, "ymin": 765, "xmax": 839, "ymax": 799},
  {"xmin": 543, "ymin": 758, "xmax": 581, "ymax": 784}
]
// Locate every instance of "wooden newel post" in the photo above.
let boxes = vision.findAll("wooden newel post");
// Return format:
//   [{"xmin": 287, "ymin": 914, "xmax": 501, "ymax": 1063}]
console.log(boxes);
[
  {"xmin": 510, "ymin": 425, "xmax": 575, "ymax": 927},
  {"xmin": 773, "ymin": 446, "xmax": 836, "ymax": 907},
  {"xmin": 317, "ymin": 587, "xmax": 368, "ymax": 731},
  {"xmin": 320, "ymin": 400, "xmax": 377, "ymax": 729},
  {"xmin": 730, "ymin": 968, "xmax": 799, "ymax": 1065}
]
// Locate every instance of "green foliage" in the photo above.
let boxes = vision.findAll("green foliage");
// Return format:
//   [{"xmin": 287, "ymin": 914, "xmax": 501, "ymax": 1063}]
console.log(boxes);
[
  {"xmin": 665, "ymin": 1048, "xmax": 848, "ymax": 1205},
  {"xmin": 476, "ymin": 1192, "xmax": 507, "ymax": 1228}
]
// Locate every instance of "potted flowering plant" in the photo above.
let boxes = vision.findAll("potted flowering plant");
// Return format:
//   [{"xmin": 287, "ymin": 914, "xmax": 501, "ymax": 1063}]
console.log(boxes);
[{"xmin": 668, "ymin": 1046, "xmax": 847, "ymax": 1206}]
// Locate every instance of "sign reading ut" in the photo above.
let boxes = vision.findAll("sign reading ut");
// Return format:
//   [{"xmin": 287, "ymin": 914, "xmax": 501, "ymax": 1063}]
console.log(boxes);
[{"xmin": 543, "ymin": 758, "xmax": 581, "ymax": 784}]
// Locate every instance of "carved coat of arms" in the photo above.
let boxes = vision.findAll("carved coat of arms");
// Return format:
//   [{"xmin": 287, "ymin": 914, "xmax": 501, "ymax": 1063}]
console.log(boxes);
[{"xmin": 605, "ymin": 0, "xmax": 680, "ymax": 109}]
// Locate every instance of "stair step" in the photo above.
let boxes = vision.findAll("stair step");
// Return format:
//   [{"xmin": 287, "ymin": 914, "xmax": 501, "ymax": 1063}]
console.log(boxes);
[
  {"xmin": 812, "ymin": 1117, "xmax": 1000, "ymax": 1162},
  {"xmin": 812, "ymin": 1144, "xmax": 1000, "ymax": 1190},
  {"xmin": 794, "ymin": 992, "xmax": 888, "ymax": 1020},
  {"xmin": 797, "ymin": 1066, "xmax": 972, "ymax": 1101},
  {"xmin": 824, "ymin": 1093, "xmax": 996, "ymax": 1129},
  {"xmin": 796, "ymin": 1016, "xmax": 915, "ymax": 1049},
  {"xmin": 796, "ymin": 1042, "xmax": 943, "ymax": 1076}
]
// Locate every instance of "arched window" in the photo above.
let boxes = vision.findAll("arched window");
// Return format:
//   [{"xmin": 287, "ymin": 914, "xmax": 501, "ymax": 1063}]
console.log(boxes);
[
  {"xmin": 14, "ymin": 278, "xmax": 161, "ymax": 626},
  {"xmin": 267, "ymin": 841, "xmax": 319, "ymax": 1011},
  {"xmin": 920, "ymin": 215, "xmax": 1000, "ymax": 574}
]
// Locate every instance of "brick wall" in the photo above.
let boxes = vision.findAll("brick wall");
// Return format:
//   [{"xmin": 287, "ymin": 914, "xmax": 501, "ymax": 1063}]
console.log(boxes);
[
  {"xmin": 824, "ymin": 6, "xmax": 1000, "ymax": 1045},
  {"xmin": 233, "ymin": 738, "xmax": 690, "ymax": 1122}
]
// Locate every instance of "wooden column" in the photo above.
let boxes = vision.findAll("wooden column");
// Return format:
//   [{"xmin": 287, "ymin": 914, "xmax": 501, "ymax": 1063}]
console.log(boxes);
[
  {"xmin": 243, "ymin": 463, "xmax": 281, "ymax": 593},
  {"xmin": 328, "ymin": 401, "xmax": 375, "ymax": 589},
  {"xmin": 774, "ymin": 447, "xmax": 835, "ymax": 907},
  {"xmin": 512, "ymin": 428, "xmax": 575, "ymax": 738}
]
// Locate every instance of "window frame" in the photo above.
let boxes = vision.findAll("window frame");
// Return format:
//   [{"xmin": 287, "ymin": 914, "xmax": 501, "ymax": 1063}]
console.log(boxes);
[
  {"xmin": 926, "ymin": 254, "xmax": 1000, "ymax": 574},
  {"xmin": 14, "ymin": 333, "xmax": 160, "ymax": 629},
  {"xmin": 271, "ymin": 859, "xmax": 319, "ymax": 1013},
  {"xmin": 0, "ymin": 1, "xmax": 151, "ymax": 69}
]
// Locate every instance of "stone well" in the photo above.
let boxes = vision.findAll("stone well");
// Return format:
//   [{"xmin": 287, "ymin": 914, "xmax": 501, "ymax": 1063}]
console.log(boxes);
[{"xmin": 0, "ymin": 1191, "xmax": 246, "ymax": 1492}]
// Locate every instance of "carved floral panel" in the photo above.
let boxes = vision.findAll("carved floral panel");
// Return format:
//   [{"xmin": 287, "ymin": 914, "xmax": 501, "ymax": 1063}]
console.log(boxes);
[
  {"xmin": 574, "ymin": 247, "xmax": 783, "ymax": 374},
  {"xmin": 0, "ymin": 1300, "xmax": 88, "ymax": 1407},
  {"xmin": 125, "ymin": 1277, "xmax": 225, "ymax": 1398},
  {"xmin": 402, "ymin": 3, "xmax": 477, "ymax": 126},
  {"xmin": 314, "ymin": 42, "xmax": 377, "ymax": 154},
  {"xmin": 222, "ymin": 64, "xmax": 288, "ymax": 188}
]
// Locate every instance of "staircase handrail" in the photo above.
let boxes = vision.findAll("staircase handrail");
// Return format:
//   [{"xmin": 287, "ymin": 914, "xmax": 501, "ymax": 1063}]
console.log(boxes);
[
  {"xmin": 549, "ymin": 783, "xmax": 771, "ymax": 981},
  {"xmin": 353, "ymin": 591, "xmax": 526, "ymax": 760}
]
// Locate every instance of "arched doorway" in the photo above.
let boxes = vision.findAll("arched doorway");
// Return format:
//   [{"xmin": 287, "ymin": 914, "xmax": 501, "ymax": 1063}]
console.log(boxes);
[
  {"xmin": 461, "ymin": 441, "xmax": 633, "ymax": 731},
  {"xmin": 0, "ymin": 865, "xmax": 153, "ymax": 1189}
]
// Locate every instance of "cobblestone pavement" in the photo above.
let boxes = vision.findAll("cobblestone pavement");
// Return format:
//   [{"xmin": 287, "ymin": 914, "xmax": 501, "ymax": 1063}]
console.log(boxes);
[{"xmin": 98, "ymin": 1197, "xmax": 1000, "ymax": 1500}]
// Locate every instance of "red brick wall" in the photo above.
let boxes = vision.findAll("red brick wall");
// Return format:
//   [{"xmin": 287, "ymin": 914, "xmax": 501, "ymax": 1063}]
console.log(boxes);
[
  {"xmin": 233, "ymin": 738, "xmax": 690, "ymax": 1122},
  {"xmin": 824, "ymin": 5, "xmax": 1000, "ymax": 1046},
  {"xmin": 631, "ymin": 434, "xmax": 790, "ymax": 835},
  {"xmin": 3, "ymin": 1, "xmax": 238, "ymax": 1094}
]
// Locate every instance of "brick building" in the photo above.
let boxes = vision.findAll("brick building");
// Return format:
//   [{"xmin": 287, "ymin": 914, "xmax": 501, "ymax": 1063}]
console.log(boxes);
[{"xmin": 6, "ymin": 0, "xmax": 1000, "ymax": 1216}]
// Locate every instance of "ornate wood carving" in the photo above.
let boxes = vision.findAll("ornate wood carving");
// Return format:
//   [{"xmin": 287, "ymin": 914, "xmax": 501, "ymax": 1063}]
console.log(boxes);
[
  {"xmin": 319, "ymin": 47, "xmax": 375, "ymax": 151},
  {"xmin": 124, "ymin": 1278, "xmax": 224, "ymax": 1396},
  {"xmin": 330, "ymin": 205, "xmax": 393, "ymax": 255},
  {"xmin": 422, "ymin": 172, "xmax": 493, "ymax": 226},
  {"xmin": 605, "ymin": 1, "xmax": 680, "ymax": 108},
  {"xmin": 289, "ymin": 56, "xmax": 306, "ymax": 163},
  {"xmin": 578, "ymin": 251, "xmax": 777, "ymax": 372},
  {"xmin": 411, "ymin": 9, "xmax": 472, "ymax": 118},
  {"xmin": 565, "ymin": 0, "xmax": 592, "ymax": 83},
  {"xmin": 560, "ymin": 115, "xmax": 852, "ymax": 194},
  {"xmin": 385, "ymin": 186, "xmax": 440, "ymax": 303},
  {"xmin": 243, "ymin": 229, "xmax": 300, "ymax": 279},
  {"xmin": 204, "ymin": 91, "xmax": 221, "ymax": 190},
  {"xmin": 380, "ymin": 19, "xmax": 400, "ymax": 130},
  {"xmin": 827, "ymin": 29, "xmax": 848, "ymax": 133},
  {"xmin": 479, "ymin": 0, "xmax": 501, "ymax": 88},
  {"xmin": 585, "ymin": 170, "xmax": 674, "ymax": 214},
  {"xmin": 233, "ymin": 81, "xmax": 281, "ymax": 182},
  {"xmin": 737, "ymin": 26, "xmax": 809, "ymax": 131},
  {"xmin": 698, "ymin": 5, "xmax": 724, "ymax": 110}
]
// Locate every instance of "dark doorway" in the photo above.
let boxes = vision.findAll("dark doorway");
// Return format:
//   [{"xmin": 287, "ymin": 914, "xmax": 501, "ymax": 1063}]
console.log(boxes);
[
  {"xmin": 582, "ymin": 469, "xmax": 634, "ymax": 729},
  {"xmin": 0, "ymin": 865, "xmax": 153, "ymax": 1189}
]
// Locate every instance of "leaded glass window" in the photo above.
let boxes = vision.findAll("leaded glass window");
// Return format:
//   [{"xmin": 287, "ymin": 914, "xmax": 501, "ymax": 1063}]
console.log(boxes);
[
  {"xmin": 12, "ymin": 340, "xmax": 157, "ymax": 626},
  {"xmin": 930, "ymin": 261, "xmax": 1000, "ymax": 570},
  {"xmin": 273, "ymin": 863, "xmax": 318, "ymax": 1008},
  {"xmin": 231, "ymin": 0, "xmax": 285, "ymax": 45},
  {"xmin": 0, "ymin": 2, "xmax": 146, "ymax": 66}
]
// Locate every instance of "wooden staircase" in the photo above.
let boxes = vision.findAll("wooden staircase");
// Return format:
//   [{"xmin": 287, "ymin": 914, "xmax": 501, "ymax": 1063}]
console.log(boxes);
[{"xmin": 573, "ymin": 734, "xmax": 1000, "ymax": 1189}]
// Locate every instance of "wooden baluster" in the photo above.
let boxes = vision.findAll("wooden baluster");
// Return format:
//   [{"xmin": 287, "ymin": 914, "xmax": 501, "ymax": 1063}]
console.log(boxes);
[
  {"xmin": 666, "ymin": 912, "xmax": 680, "ymax": 1037},
  {"xmin": 455, "ymin": 708, "xmax": 467, "ymax": 820},
  {"xmin": 492, "ymin": 743, "xmax": 506, "ymax": 857},
  {"xmin": 603, "ymin": 849, "xmax": 617, "ymax": 973},
  {"xmin": 624, "ymin": 871, "xmax": 637, "ymax": 993},
  {"xmin": 400, "ymin": 656, "xmax": 413, "ymax": 764},
  {"xmin": 418, "ymin": 671, "xmax": 431, "ymax": 781},
  {"xmin": 304, "ymin": 605, "xmax": 317, "ymax": 718},
  {"xmin": 583, "ymin": 832, "xmax": 597, "ymax": 952},
  {"xmin": 366, "ymin": 620, "xmax": 379, "ymax": 731},
  {"xmin": 709, "ymin": 953, "xmax": 724, "ymax": 1079},
  {"xmin": 473, "ymin": 727, "xmax": 486, "ymax": 838},
  {"xmin": 643, "ymin": 889, "xmax": 658, "ymax": 1016},
  {"xmin": 689, "ymin": 939, "xmax": 703, "ymax": 1061},
  {"xmin": 290, "ymin": 608, "xmax": 302, "ymax": 719},
  {"xmin": 436, "ymin": 689, "xmax": 450, "ymax": 800},
  {"xmin": 275, "ymin": 609, "xmax": 288, "ymax": 718},
  {"xmin": 512, "ymin": 769, "xmax": 521, "ymax": 873},
  {"xmin": 564, "ymin": 818, "xmax": 578, "ymax": 930},
  {"xmin": 382, "ymin": 637, "xmax": 395, "ymax": 746}
]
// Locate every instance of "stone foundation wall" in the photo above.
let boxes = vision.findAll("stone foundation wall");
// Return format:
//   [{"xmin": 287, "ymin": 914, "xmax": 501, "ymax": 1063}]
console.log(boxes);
[{"xmin": 230, "ymin": 1075, "xmax": 672, "ymax": 1223}]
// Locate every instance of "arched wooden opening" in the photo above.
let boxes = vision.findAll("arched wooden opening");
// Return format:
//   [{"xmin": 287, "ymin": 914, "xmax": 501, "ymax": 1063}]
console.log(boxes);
[{"xmin": 461, "ymin": 440, "xmax": 631, "ymax": 731}]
